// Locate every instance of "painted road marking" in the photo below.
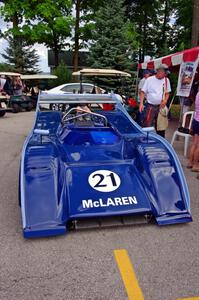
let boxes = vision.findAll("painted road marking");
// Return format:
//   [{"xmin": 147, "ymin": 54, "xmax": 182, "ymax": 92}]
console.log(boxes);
[
  {"xmin": 114, "ymin": 249, "xmax": 144, "ymax": 300},
  {"xmin": 114, "ymin": 249, "xmax": 199, "ymax": 300},
  {"xmin": 178, "ymin": 298, "xmax": 199, "ymax": 300}
]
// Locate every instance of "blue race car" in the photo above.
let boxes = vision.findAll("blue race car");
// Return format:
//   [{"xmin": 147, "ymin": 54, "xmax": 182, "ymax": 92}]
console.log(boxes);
[{"xmin": 19, "ymin": 93, "xmax": 192, "ymax": 238}]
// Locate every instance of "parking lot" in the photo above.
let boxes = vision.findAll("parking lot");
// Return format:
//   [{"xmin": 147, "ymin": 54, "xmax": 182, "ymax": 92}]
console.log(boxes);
[{"xmin": 0, "ymin": 111, "xmax": 199, "ymax": 300}]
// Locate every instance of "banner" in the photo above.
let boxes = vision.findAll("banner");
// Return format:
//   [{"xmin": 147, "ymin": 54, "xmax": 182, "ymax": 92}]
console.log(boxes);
[{"xmin": 177, "ymin": 58, "xmax": 199, "ymax": 97}]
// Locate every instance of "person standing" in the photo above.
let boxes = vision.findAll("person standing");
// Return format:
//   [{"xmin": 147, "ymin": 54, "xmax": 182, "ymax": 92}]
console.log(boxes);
[
  {"xmin": 188, "ymin": 89, "xmax": 199, "ymax": 172},
  {"xmin": 139, "ymin": 64, "xmax": 171, "ymax": 131},
  {"xmin": 12, "ymin": 76, "xmax": 23, "ymax": 96},
  {"xmin": 138, "ymin": 70, "xmax": 151, "ymax": 96},
  {"xmin": 0, "ymin": 76, "xmax": 6, "ymax": 92},
  {"xmin": 3, "ymin": 76, "xmax": 13, "ymax": 95}
]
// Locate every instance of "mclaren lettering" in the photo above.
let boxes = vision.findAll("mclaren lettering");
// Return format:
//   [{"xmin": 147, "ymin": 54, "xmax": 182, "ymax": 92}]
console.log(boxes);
[{"xmin": 82, "ymin": 196, "xmax": 138, "ymax": 209}]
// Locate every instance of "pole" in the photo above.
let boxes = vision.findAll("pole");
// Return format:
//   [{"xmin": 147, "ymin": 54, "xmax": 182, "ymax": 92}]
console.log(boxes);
[{"xmin": 80, "ymin": 74, "xmax": 83, "ymax": 94}]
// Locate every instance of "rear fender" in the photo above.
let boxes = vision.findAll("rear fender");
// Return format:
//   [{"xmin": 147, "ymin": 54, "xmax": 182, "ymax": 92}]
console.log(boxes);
[
  {"xmin": 135, "ymin": 135, "xmax": 192, "ymax": 224},
  {"xmin": 20, "ymin": 141, "xmax": 67, "ymax": 238}
]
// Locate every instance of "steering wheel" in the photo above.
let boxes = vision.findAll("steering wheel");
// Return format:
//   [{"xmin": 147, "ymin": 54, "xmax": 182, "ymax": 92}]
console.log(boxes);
[{"xmin": 62, "ymin": 107, "xmax": 108, "ymax": 126}]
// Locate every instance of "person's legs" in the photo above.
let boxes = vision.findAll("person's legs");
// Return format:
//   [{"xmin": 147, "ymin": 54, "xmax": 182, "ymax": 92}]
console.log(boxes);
[
  {"xmin": 144, "ymin": 104, "xmax": 159, "ymax": 127},
  {"xmin": 188, "ymin": 135, "xmax": 197, "ymax": 168},
  {"xmin": 143, "ymin": 104, "xmax": 153, "ymax": 127},
  {"xmin": 192, "ymin": 135, "xmax": 199, "ymax": 171},
  {"xmin": 157, "ymin": 130, "xmax": 165, "ymax": 137}
]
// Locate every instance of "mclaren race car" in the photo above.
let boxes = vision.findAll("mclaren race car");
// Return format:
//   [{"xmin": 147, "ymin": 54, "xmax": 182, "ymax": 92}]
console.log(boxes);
[{"xmin": 19, "ymin": 93, "xmax": 192, "ymax": 238}]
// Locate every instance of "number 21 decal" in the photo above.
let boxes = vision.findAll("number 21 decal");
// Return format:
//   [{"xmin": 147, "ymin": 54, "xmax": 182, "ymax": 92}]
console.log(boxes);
[{"xmin": 88, "ymin": 170, "xmax": 121, "ymax": 192}]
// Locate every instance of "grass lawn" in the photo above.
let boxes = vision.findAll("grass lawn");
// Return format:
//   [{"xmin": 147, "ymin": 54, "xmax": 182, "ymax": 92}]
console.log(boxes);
[
  {"xmin": 170, "ymin": 104, "xmax": 181, "ymax": 119},
  {"xmin": 170, "ymin": 103, "xmax": 195, "ymax": 120}
]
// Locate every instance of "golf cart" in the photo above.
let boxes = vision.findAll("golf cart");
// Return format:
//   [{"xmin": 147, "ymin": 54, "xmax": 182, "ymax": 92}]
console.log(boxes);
[
  {"xmin": 72, "ymin": 68, "xmax": 139, "ymax": 120},
  {"xmin": 21, "ymin": 74, "xmax": 58, "ymax": 109},
  {"xmin": 72, "ymin": 68, "xmax": 131, "ymax": 92},
  {"xmin": 9, "ymin": 95, "xmax": 34, "ymax": 113},
  {"xmin": 0, "ymin": 72, "xmax": 34, "ymax": 113},
  {"xmin": 0, "ymin": 95, "xmax": 12, "ymax": 117}
]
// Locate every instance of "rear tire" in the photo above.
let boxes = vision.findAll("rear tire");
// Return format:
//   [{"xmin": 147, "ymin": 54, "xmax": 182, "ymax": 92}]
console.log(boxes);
[
  {"xmin": 0, "ymin": 110, "xmax": 6, "ymax": 117},
  {"xmin": 12, "ymin": 103, "xmax": 21, "ymax": 113},
  {"xmin": 26, "ymin": 102, "xmax": 33, "ymax": 111}
]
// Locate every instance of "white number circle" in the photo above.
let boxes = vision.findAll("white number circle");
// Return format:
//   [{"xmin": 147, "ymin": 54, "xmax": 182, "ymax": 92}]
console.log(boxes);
[{"xmin": 88, "ymin": 170, "xmax": 121, "ymax": 192}]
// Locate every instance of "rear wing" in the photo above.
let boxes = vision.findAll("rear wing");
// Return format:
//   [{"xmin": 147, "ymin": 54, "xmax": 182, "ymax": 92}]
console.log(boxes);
[{"xmin": 38, "ymin": 92, "xmax": 119, "ymax": 105}]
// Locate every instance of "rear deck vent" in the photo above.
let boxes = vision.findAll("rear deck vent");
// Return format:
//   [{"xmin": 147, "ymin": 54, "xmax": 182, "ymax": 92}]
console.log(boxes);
[{"xmin": 68, "ymin": 215, "xmax": 153, "ymax": 231}]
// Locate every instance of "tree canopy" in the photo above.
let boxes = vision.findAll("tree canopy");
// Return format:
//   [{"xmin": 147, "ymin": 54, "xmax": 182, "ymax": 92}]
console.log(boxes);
[
  {"xmin": 22, "ymin": 0, "xmax": 73, "ymax": 66},
  {"xmin": 0, "ymin": 0, "xmax": 73, "ymax": 68},
  {"xmin": 2, "ymin": 36, "xmax": 40, "ymax": 73},
  {"xmin": 0, "ymin": 0, "xmax": 198, "ymax": 72},
  {"xmin": 88, "ymin": 0, "xmax": 137, "ymax": 70}
]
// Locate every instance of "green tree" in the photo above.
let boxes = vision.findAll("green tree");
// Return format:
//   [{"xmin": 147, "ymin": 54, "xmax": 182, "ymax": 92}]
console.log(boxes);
[
  {"xmin": 22, "ymin": 0, "xmax": 73, "ymax": 67},
  {"xmin": 88, "ymin": 0, "xmax": 137, "ymax": 70},
  {"xmin": 72, "ymin": 0, "xmax": 106, "ymax": 71},
  {"xmin": 2, "ymin": 36, "xmax": 40, "ymax": 73},
  {"xmin": 88, "ymin": 0, "xmax": 138, "ymax": 90},
  {"xmin": 0, "ymin": 0, "xmax": 40, "ymax": 72},
  {"xmin": 125, "ymin": 0, "xmax": 161, "ymax": 61},
  {"xmin": 172, "ymin": 0, "xmax": 193, "ymax": 50},
  {"xmin": 0, "ymin": 63, "xmax": 15, "ymax": 72},
  {"xmin": 52, "ymin": 61, "xmax": 72, "ymax": 86},
  {"xmin": 124, "ymin": 0, "xmax": 195, "ymax": 59},
  {"xmin": 155, "ymin": 0, "xmax": 174, "ymax": 56},
  {"xmin": 191, "ymin": 0, "xmax": 199, "ymax": 46},
  {"xmin": 0, "ymin": 0, "xmax": 73, "ymax": 67}
]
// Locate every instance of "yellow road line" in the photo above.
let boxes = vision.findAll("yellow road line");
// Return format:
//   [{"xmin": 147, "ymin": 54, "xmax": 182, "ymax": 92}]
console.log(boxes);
[
  {"xmin": 177, "ymin": 298, "xmax": 199, "ymax": 300},
  {"xmin": 114, "ymin": 249, "xmax": 144, "ymax": 300}
]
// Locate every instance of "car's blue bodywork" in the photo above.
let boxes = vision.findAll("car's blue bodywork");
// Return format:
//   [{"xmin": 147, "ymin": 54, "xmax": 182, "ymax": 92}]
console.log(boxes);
[{"xmin": 19, "ymin": 93, "xmax": 192, "ymax": 238}]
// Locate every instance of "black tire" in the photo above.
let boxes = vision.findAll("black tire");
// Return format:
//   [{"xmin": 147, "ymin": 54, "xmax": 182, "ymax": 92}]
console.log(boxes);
[
  {"xmin": 12, "ymin": 103, "xmax": 21, "ymax": 113},
  {"xmin": 26, "ymin": 102, "xmax": 33, "ymax": 111},
  {"xmin": 0, "ymin": 110, "xmax": 6, "ymax": 117}
]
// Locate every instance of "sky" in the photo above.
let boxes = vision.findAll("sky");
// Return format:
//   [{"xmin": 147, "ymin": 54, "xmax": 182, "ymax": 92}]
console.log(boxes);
[{"xmin": 0, "ymin": 17, "xmax": 50, "ymax": 72}]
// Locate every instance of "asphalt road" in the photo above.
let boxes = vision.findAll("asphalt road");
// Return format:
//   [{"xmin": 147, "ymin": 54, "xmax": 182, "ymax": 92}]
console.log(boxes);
[{"xmin": 0, "ymin": 112, "xmax": 199, "ymax": 300}]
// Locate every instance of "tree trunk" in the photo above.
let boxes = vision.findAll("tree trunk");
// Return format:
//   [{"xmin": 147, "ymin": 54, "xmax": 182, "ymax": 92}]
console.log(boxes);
[
  {"xmin": 142, "ymin": 11, "xmax": 147, "ymax": 62},
  {"xmin": 12, "ymin": 12, "xmax": 19, "ymax": 28},
  {"xmin": 11, "ymin": 12, "xmax": 23, "ymax": 72},
  {"xmin": 12, "ymin": 12, "xmax": 19, "ymax": 43},
  {"xmin": 138, "ymin": 21, "xmax": 142, "ymax": 63},
  {"xmin": 191, "ymin": 0, "xmax": 199, "ymax": 47},
  {"xmin": 73, "ymin": 0, "xmax": 81, "ymax": 72},
  {"xmin": 53, "ymin": 32, "xmax": 59, "ymax": 67},
  {"xmin": 161, "ymin": 0, "xmax": 168, "ymax": 47},
  {"xmin": 54, "ymin": 47, "xmax": 59, "ymax": 67}
]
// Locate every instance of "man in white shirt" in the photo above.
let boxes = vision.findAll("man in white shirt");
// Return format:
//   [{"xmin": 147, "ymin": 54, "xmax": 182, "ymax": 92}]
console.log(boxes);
[{"xmin": 139, "ymin": 64, "xmax": 171, "ymax": 128}]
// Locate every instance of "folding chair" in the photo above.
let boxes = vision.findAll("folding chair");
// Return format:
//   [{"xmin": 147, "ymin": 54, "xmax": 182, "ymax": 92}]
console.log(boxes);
[{"xmin": 171, "ymin": 111, "xmax": 194, "ymax": 157}]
